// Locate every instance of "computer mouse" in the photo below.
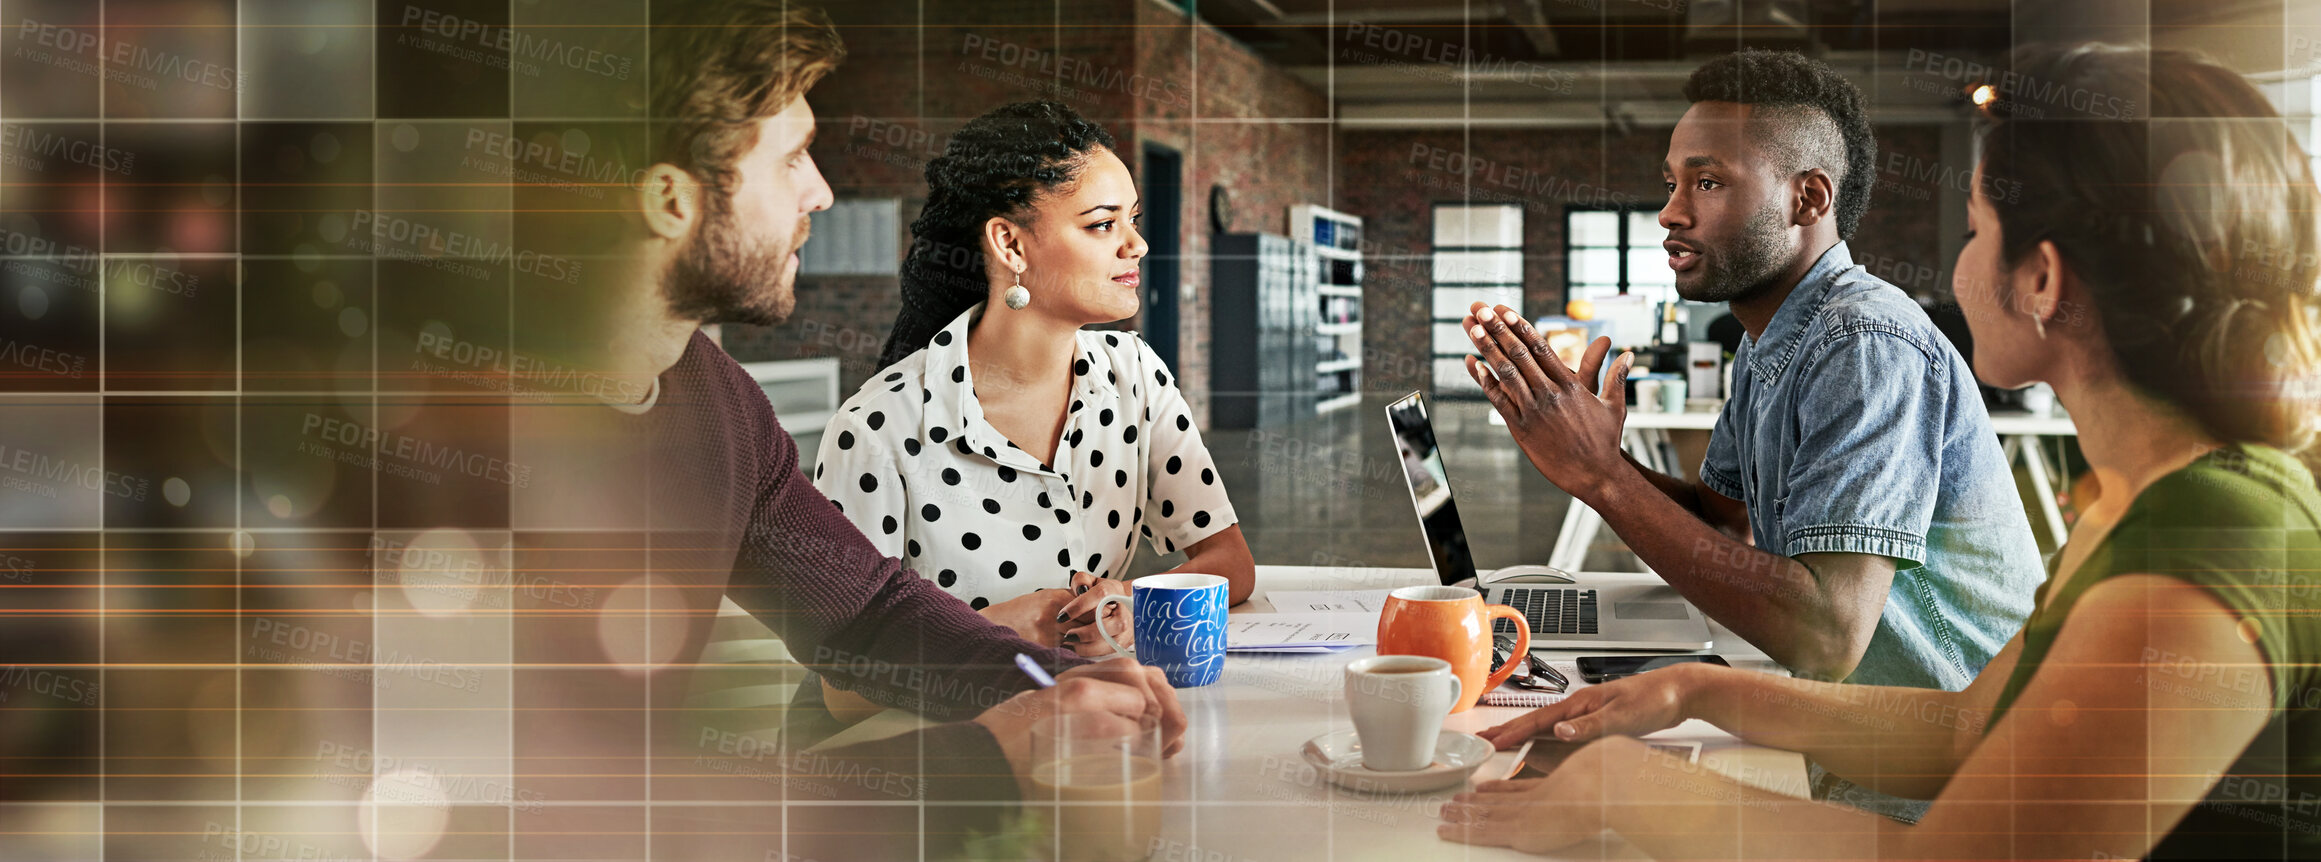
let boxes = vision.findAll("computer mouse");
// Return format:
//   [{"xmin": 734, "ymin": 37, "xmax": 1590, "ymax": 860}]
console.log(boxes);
[{"xmin": 1481, "ymin": 565, "xmax": 1576, "ymax": 585}]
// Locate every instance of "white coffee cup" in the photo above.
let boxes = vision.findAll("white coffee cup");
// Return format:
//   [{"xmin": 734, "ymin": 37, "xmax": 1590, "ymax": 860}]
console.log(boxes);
[
  {"xmin": 2020, "ymin": 382, "xmax": 2056, "ymax": 416},
  {"xmin": 1633, "ymin": 379, "xmax": 1664, "ymax": 413},
  {"xmin": 1343, "ymin": 655, "xmax": 1463, "ymax": 771}
]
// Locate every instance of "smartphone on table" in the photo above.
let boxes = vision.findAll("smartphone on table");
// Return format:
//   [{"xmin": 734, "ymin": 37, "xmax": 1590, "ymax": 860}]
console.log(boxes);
[{"xmin": 1574, "ymin": 654, "xmax": 1728, "ymax": 684}]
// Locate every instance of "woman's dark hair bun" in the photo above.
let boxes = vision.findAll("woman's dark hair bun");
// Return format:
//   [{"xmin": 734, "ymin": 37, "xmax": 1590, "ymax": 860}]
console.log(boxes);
[
  {"xmin": 1978, "ymin": 44, "xmax": 2321, "ymax": 464},
  {"xmin": 879, "ymin": 101, "xmax": 1117, "ymax": 368}
]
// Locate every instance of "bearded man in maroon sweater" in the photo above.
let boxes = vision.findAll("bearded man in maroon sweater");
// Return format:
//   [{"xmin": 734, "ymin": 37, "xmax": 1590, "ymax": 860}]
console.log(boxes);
[{"xmin": 492, "ymin": 2, "xmax": 1185, "ymax": 858}]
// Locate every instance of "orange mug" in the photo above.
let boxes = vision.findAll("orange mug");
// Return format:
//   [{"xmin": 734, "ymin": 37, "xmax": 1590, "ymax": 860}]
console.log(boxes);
[{"xmin": 1376, "ymin": 585, "xmax": 1529, "ymax": 713}]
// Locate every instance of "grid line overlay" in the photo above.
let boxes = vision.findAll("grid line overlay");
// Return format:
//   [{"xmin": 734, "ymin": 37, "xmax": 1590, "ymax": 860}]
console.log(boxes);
[{"xmin": 11, "ymin": 2, "xmax": 2305, "ymax": 861}]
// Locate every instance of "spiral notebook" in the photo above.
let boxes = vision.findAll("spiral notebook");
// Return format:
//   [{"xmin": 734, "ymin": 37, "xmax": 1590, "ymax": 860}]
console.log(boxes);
[{"xmin": 1479, "ymin": 688, "xmax": 1567, "ymax": 708}]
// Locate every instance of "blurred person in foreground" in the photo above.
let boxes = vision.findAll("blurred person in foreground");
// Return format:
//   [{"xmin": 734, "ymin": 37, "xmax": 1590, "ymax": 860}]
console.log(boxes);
[
  {"xmin": 1439, "ymin": 44, "xmax": 2321, "ymax": 859},
  {"xmin": 502, "ymin": 2, "xmax": 1184, "ymax": 858}
]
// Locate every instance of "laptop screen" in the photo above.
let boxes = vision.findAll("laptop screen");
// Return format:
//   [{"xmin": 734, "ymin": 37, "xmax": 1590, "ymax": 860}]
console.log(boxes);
[{"xmin": 1385, "ymin": 392, "xmax": 1477, "ymax": 586}]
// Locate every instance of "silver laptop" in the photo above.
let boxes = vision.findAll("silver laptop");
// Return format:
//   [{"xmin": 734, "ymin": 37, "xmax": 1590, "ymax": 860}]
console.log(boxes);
[{"xmin": 1385, "ymin": 392, "xmax": 1713, "ymax": 651}]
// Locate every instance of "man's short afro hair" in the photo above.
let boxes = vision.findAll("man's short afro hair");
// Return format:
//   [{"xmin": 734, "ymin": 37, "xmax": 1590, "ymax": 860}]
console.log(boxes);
[{"xmin": 1683, "ymin": 50, "xmax": 1878, "ymax": 240}]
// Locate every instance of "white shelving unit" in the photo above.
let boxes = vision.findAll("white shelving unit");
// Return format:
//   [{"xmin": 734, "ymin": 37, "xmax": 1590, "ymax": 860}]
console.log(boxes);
[{"xmin": 1292, "ymin": 203, "xmax": 1364, "ymax": 415}]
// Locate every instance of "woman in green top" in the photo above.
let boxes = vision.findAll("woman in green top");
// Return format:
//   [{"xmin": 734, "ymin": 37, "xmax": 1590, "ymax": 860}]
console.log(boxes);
[{"xmin": 1439, "ymin": 44, "xmax": 2321, "ymax": 859}]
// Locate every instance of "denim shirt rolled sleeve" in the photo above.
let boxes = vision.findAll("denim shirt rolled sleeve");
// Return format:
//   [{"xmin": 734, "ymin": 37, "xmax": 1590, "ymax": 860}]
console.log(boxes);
[
  {"xmin": 1699, "ymin": 242, "xmax": 2042, "ymax": 696},
  {"xmin": 1700, "ymin": 397, "xmax": 1746, "ymax": 502},
  {"xmin": 1777, "ymin": 329, "xmax": 1944, "ymax": 567}
]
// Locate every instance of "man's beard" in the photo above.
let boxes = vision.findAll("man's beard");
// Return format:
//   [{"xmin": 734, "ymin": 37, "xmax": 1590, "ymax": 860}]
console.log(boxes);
[
  {"xmin": 1675, "ymin": 198, "xmax": 1793, "ymax": 305},
  {"xmin": 663, "ymin": 202, "xmax": 808, "ymax": 326}
]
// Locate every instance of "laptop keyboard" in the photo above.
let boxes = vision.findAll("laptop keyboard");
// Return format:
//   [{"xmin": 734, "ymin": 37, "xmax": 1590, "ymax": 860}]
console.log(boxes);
[{"xmin": 1492, "ymin": 588, "xmax": 1599, "ymax": 635}]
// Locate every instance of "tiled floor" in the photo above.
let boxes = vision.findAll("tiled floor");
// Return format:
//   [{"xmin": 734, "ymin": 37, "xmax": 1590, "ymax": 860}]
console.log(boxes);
[{"xmin": 1145, "ymin": 395, "xmax": 1647, "ymax": 577}]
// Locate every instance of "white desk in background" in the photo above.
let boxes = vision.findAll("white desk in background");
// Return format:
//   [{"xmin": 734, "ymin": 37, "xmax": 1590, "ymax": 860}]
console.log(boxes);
[{"xmin": 1538, "ymin": 406, "xmax": 2079, "ymax": 571}]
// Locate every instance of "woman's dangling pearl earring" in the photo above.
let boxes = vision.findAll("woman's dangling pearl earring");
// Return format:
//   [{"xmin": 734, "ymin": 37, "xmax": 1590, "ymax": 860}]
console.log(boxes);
[{"xmin": 1004, "ymin": 266, "xmax": 1031, "ymax": 310}]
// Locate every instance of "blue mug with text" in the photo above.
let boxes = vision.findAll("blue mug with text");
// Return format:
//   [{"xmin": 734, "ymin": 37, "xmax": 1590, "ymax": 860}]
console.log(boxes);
[{"xmin": 1095, "ymin": 573, "xmax": 1228, "ymax": 687}]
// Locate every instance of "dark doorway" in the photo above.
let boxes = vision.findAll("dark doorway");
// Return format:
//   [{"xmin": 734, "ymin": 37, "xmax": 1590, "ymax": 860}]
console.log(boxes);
[{"xmin": 1140, "ymin": 142, "xmax": 1182, "ymax": 371}]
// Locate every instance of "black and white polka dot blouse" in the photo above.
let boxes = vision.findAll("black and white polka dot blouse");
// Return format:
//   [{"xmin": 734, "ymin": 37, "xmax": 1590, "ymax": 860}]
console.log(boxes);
[{"xmin": 812, "ymin": 303, "xmax": 1238, "ymax": 610}]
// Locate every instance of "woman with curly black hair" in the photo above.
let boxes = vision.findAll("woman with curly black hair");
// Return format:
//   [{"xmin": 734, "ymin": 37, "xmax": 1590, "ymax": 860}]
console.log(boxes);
[{"xmin": 812, "ymin": 102, "xmax": 1253, "ymax": 693}]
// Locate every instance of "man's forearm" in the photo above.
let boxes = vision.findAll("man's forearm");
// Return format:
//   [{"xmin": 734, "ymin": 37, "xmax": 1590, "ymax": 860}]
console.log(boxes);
[
  {"xmin": 1615, "ymin": 448, "xmax": 1760, "ymax": 543},
  {"xmin": 805, "ymin": 572, "xmax": 1090, "ymax": 719},
  {"xmin": 1620, "ymin": 447, "xmax": 1704, "ymax": 515},
  {"xmin": 1583, "ymin": 470, "xmax": 1860, "ymax": 679},
  {"xmin": 1685, "ymin": 665, "xmax": 1976, "ymax": 799},
  {"xmin": 728, "ymin": 527, "xmax": 1088, "ymax": 720},
  {"xmin": 732, "ymin": 442, "xmax": 1089, "ymax": 720}
]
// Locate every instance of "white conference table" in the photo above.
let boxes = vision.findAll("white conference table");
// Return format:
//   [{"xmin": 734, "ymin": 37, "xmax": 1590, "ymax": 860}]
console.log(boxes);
[
  {"xmin": 1125, "ymin": 565, "xmax": 1806, "ymax": 861},
  {"xmin": 802, "ymin": 565, "xmax": 1810, "ymax": 860},
  {"xmin": 1545, "ymin": 406, "xmax": 2080, "ymax": 570}
]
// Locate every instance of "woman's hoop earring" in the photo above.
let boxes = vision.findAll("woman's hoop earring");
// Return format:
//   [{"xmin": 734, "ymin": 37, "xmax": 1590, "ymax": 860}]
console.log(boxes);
[{"xmin": 1004, "ymin": 267, "xmax": 1031, "ymax": 310}]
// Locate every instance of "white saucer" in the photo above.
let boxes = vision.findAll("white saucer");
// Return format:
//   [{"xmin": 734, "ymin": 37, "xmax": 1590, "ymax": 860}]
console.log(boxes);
[{"xmin": 1300, "ymin": 730, "xmax": 1495, "ymax": 794}]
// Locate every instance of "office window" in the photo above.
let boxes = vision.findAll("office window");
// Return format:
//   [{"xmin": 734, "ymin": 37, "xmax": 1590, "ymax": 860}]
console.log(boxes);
[
  {"xmin": 1431, "ymin": 204, "xmax": 1522, "ymax": 395},
  {"xmin": 1564, "ymin": 206, "xmax": 1675, "ymax": 309},
  {"xmin": 2253, "ymin": 73, "xmax": 2317, "ymax": 182},
  {"xmin": 799, "ymin": 198, "xmax": 901, "ymax": 275}
]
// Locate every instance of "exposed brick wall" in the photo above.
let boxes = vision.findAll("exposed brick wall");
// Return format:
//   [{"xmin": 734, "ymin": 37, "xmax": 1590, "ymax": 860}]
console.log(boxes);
[
  {"xmin": 1848, "ymin": 130, "xmax": 1958, "ymax": 298},
  {"xmin": 724, "ymin": 0, "xmax": 1334, "ymax": 431},
  {"xmin": 724, "ymin": 3, "xmax": 1950, "ymax": 411},
  {"xmin": 1129, "ymin": 0, "xmax": 1332, "ymax": 426},
  {"xmin": 1333, "ymin": 124, "xmax": 1944, "ymax": 396}
]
